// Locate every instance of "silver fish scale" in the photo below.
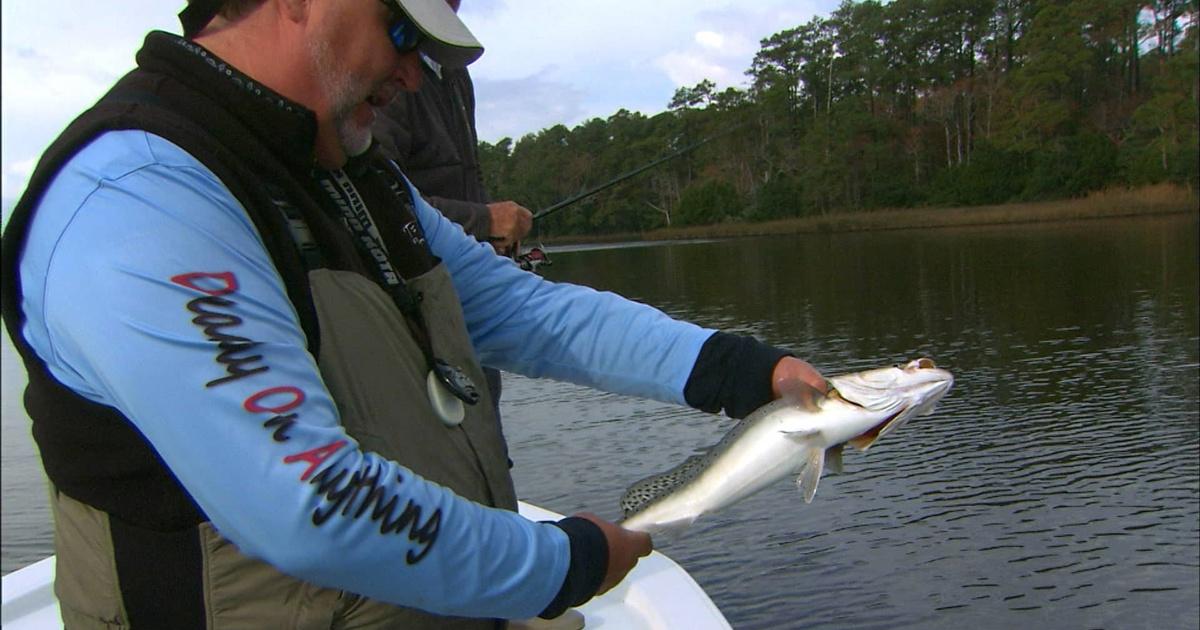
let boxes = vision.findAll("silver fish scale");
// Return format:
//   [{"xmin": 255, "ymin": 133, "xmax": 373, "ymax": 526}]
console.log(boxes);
[
  {"xmin": 620, "ymin": 401, "xmax": 791, "ymax": 517},
  {"xmin": 620, "ymin": 452, "xmax": 714, "ymax": 516}
]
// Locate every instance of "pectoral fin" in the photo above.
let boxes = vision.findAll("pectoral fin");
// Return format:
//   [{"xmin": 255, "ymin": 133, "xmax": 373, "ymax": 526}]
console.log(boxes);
[
  {"xmin": 779, "ymin": 379, "xmax": 828, "ymax": 412},
  {"xmin": 848, "ymin": 433, "xmax": 875, "ymax": 451},
  {"xmin": 827, "ymin": 444, "xmax": 844, "ymax": 474},
  {"xmin": 796, "ymin": 448, "xmax": 825, "ymax": 503}
]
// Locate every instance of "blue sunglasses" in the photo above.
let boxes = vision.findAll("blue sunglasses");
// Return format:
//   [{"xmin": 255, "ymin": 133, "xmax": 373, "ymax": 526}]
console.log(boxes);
[{"xmin": 380, "ymin": 1, "xmax": 424, "ymax": 54}]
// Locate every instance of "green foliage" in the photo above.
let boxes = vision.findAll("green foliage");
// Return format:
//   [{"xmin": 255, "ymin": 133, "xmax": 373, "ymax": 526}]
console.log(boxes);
[
  {"xmin": 1064, "ymin": 133, "xmax": 1120, "ymax": 195},
  {"xmin": 1122, "ymin": 34, "xmax": 1200, "ymax": 188},
  {"xmin": 475, "ymin": 0, "xmax": 1197, "ymax": 235},
  {"xmin": 1019, "ymin": 133, "xmax": 1118, "ymax": 199},
  {"xmin": 677, "ymin": 180, "xmax": 742, "ymax": 226},
  {"xmin": 477, "ymin": 138, "xmax": 512, "ymax": 200},
  {"xmin": 929, "ymin": 142, "xmax": 1028, "ymax": 205},
  {"xmin": 670, "ymin": 80, "xmax": 717, "ymax": 111},
  {"xmin": 749, "ymin": 175, "xmax": 806, "ymax": 221}
]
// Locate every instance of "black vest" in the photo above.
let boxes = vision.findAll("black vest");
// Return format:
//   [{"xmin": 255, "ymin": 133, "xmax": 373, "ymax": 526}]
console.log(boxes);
[{"xmin": 0, "ymin": 32, "xmax": 430, "ymax": 531}]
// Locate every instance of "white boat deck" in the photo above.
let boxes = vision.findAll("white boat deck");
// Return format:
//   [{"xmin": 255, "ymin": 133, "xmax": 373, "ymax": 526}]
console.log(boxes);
[{"xmin": 2, "ymin": 502, "xmax": 730, "ymax": 629}]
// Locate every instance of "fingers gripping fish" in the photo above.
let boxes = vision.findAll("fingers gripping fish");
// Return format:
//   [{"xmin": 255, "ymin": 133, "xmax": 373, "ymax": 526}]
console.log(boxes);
[{"xmin": 619, "ymin": 358, "xmax": 954, "ymax": 537}]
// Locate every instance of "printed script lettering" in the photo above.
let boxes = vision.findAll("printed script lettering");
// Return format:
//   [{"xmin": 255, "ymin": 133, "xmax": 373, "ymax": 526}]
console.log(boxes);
[{"xmin": 170, "ymin": 270, "xmax": 439, "ymax": 562}]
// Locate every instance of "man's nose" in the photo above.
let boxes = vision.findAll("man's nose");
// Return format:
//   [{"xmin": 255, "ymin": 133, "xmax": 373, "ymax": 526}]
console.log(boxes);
[{"xmin": 391, "ymin": 50, "xmax": 423, "ymax": 93}]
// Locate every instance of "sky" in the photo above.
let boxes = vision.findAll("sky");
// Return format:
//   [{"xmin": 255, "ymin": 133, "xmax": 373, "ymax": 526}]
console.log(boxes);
[{"xmin": 0, "ymin": 0, "xmax": 839, "ymax": 205}]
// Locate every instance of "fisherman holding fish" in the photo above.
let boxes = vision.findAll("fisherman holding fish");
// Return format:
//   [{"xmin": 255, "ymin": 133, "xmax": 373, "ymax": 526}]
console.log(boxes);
[{"xmin": 0, "ymin": 1, "xmax": 837, "ymax": 628}]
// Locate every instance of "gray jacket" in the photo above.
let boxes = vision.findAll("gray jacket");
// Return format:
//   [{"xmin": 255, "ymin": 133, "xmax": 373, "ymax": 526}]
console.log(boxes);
[{"xmin": 374, "ymin": 58, "xmax": 492, "ymax": 241}]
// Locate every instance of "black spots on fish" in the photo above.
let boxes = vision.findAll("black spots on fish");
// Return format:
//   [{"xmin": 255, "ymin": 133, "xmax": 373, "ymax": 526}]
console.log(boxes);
[
  {"xmin": 619, "ymin": 417, "xmax": 760, "ymax": 517},
  {"xmin": 620, "ymin": 452, "xmax": 713, "ymax": 517}
]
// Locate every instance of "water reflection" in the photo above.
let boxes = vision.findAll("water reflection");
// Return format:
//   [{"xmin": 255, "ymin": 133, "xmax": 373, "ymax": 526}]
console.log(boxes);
[
  {"xmin": 1, "ymin": 333, "xmax": 53, "ymax": 576},
  {"xmin": 505, "ymin": 215, "xmax": 1199, "ymax": 629}
]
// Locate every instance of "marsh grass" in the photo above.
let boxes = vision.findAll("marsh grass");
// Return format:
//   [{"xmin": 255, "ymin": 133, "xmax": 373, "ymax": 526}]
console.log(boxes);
[{"xmin": 538, "ymin": 184, "xmax": 1198, "ymax": 245}]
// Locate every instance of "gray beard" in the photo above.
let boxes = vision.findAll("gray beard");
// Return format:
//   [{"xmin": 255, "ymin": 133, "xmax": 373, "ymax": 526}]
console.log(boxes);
[{"xmin": 308, "ymin": 37, "xmax": 374, "ymax": 158}]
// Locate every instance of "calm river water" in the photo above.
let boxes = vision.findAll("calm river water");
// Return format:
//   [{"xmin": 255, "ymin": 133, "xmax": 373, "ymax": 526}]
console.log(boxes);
[{"xmin": 3, "ymin": 214, "xmax": 1198, "ymax": 629}]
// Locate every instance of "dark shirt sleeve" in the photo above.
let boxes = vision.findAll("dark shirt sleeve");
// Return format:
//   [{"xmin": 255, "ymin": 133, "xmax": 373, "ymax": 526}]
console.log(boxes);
[
  {"xmin": 423, "ymin": 195, "xmax": 492, "ymax": 242},
  {"xmin": 539, "ymin": 517, "xmax": 608, "ymax": 618},
  {"xmin": 683, "ymin": 332, "xmax": 792, "ymax": 419}
]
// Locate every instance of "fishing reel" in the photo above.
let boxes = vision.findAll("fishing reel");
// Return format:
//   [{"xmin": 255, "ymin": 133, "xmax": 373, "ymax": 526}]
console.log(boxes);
[
  {"xmin": 495, "ymin": 238, "xmax": 551, "ymax": 273},
  {"xmin": 515, "ymin": 245, "xmax": 551, "ymax": 273}
]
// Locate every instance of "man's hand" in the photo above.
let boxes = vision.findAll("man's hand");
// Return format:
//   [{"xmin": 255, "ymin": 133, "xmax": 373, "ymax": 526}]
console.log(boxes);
[
  {"xmin": 487, "ymin": 201, "xmax": 533, "ymax": 253},
  {"xmin": 573, "ymin": 512, "xmax": 652, "ymax": 595},
  {"xmin": 772, "ymin": 357, "xmax": 828, "ymax": 410}
]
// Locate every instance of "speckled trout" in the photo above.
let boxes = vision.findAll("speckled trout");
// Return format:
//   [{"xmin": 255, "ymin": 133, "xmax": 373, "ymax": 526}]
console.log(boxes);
[{"xmin": 620, "ymin": 358, "xmax": 954, "ymax": 537}]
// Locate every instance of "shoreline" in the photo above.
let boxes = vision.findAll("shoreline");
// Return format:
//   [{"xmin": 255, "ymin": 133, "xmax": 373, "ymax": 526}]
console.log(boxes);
[{"xmin": 535, "ymin": 184, "xmax": 1198, "ymax": 245}]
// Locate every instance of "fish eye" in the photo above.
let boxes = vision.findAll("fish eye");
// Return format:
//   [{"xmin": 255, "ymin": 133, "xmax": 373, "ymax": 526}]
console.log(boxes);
[{"xmin": 917, "ymin": 358, "xmax": 937, "ymax": 369}]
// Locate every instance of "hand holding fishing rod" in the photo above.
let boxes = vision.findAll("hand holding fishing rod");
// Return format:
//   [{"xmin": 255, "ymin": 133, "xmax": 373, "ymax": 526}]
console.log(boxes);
[{"xmin": 486, "ymin": 200, "xmax": 534, "ymax": 253}]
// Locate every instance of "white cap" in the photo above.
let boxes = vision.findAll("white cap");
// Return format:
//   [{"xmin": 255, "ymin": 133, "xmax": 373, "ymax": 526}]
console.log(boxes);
[{"xmin": 390, "ymin": 0, "xmax": 484, "ymax": 67}]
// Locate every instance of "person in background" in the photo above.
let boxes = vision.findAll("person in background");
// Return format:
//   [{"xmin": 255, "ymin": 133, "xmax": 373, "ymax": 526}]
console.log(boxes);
[
  {"xmin": 0, "ymin": 1, "xmax": 828, "ymax": 629},
  {"xmin": 373, "ymin": 0, "xmax": 532, "ymax": 254},
  {"xmin": 374, "ymin": 0, "xmax": 534, "ymax": 430}
]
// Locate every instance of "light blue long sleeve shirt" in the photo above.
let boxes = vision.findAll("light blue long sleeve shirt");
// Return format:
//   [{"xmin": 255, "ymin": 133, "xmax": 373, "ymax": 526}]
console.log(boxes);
[{"xmin": 17, "ymin": 129, "xmax": 713, "ymax": 619}]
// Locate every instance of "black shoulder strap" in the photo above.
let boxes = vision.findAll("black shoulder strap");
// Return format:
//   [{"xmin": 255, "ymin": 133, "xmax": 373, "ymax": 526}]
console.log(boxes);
[
  {"xmin": 0, "ymin": 71, "xmax": 340, "ymax": 530},
  {"xmin": 3, "ymin": 74, "xmax": 325, "ymax": 361}
]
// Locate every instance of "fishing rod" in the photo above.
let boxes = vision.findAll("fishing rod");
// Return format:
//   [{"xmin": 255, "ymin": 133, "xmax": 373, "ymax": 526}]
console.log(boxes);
[
  {"xmin": 509, "ymin": 116, "xmax": 756, "ymax": 272},
  {"xmin": 532, "ymin": 119, "xmax": 753, "ymax": 222}
]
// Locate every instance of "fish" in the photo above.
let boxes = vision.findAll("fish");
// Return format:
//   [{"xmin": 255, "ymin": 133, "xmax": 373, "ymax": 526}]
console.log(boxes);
[{"xmin": 619, "ymin": 358, "xmax": 954, "ymax": 537}]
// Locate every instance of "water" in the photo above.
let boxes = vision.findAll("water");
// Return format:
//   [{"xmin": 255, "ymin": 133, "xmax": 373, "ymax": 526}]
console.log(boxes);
[
  {"xmin": 1, "ymin": 330, "xmax": 51, "ymax": 577},
  {"xmin": 3, "ymin": 214, "xmax": 1198, "ymax": 629}
]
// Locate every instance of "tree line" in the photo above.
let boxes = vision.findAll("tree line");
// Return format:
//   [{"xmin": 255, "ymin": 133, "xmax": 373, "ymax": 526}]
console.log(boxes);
[{"xmin": 478, "ymin": 0, "xmax": 1198, "ymax": 236}]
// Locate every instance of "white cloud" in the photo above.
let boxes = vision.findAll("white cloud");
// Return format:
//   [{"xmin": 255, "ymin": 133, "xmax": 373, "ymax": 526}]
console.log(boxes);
[
  {"xmin": 1, "ymin": 158, "xmax": 34, "ymax": 226},
  {"xmin": 655, "ymin": 51, "xmax": 740, "ymax": 89},
  {"xmin": 4, "ymin": 158, "xmax": 35, "ymax": 192},
  {"xmin": 695, "ymin": 31, "xmax": 726, "ymax": 50},
  {"xmin": 1, "ymin": 0, "xmax": 841, "ymax": 186},
  {"xmin": 473, "ymin": 72, "xmax": 589, "ymax": 142},
  {"xmin": 2, "ymin": 58, "xmax": 90, "ymax": 192},
  {"xmin": 457, "ymin": 0, "xmax": 841, "ymax": 139},
  {"xmin": 648, "ymin": 4, "xmax": 828, "ymax": 97},
  {"xmin": 0, "ymin": 48, "xmax": 119, "ymax": 198},
  {"xmin": 1, "ymin": 1, "xmax": 178, "ymax": 199}
]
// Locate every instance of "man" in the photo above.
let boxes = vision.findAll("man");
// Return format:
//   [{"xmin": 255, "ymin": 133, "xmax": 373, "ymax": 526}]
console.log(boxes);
[
  {"xmin": 372, "ymin": 0, "xmax": 532, "ymax": 253},
  {"xmin": 0, "ymin": 1, "xmax": 826, "ymax": 628}
]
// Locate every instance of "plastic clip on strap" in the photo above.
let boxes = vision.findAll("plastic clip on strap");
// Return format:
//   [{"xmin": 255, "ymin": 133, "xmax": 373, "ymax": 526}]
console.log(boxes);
[{"xmin": 319, "ymin": 169, "xmax": 479, "ymax": 425}]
